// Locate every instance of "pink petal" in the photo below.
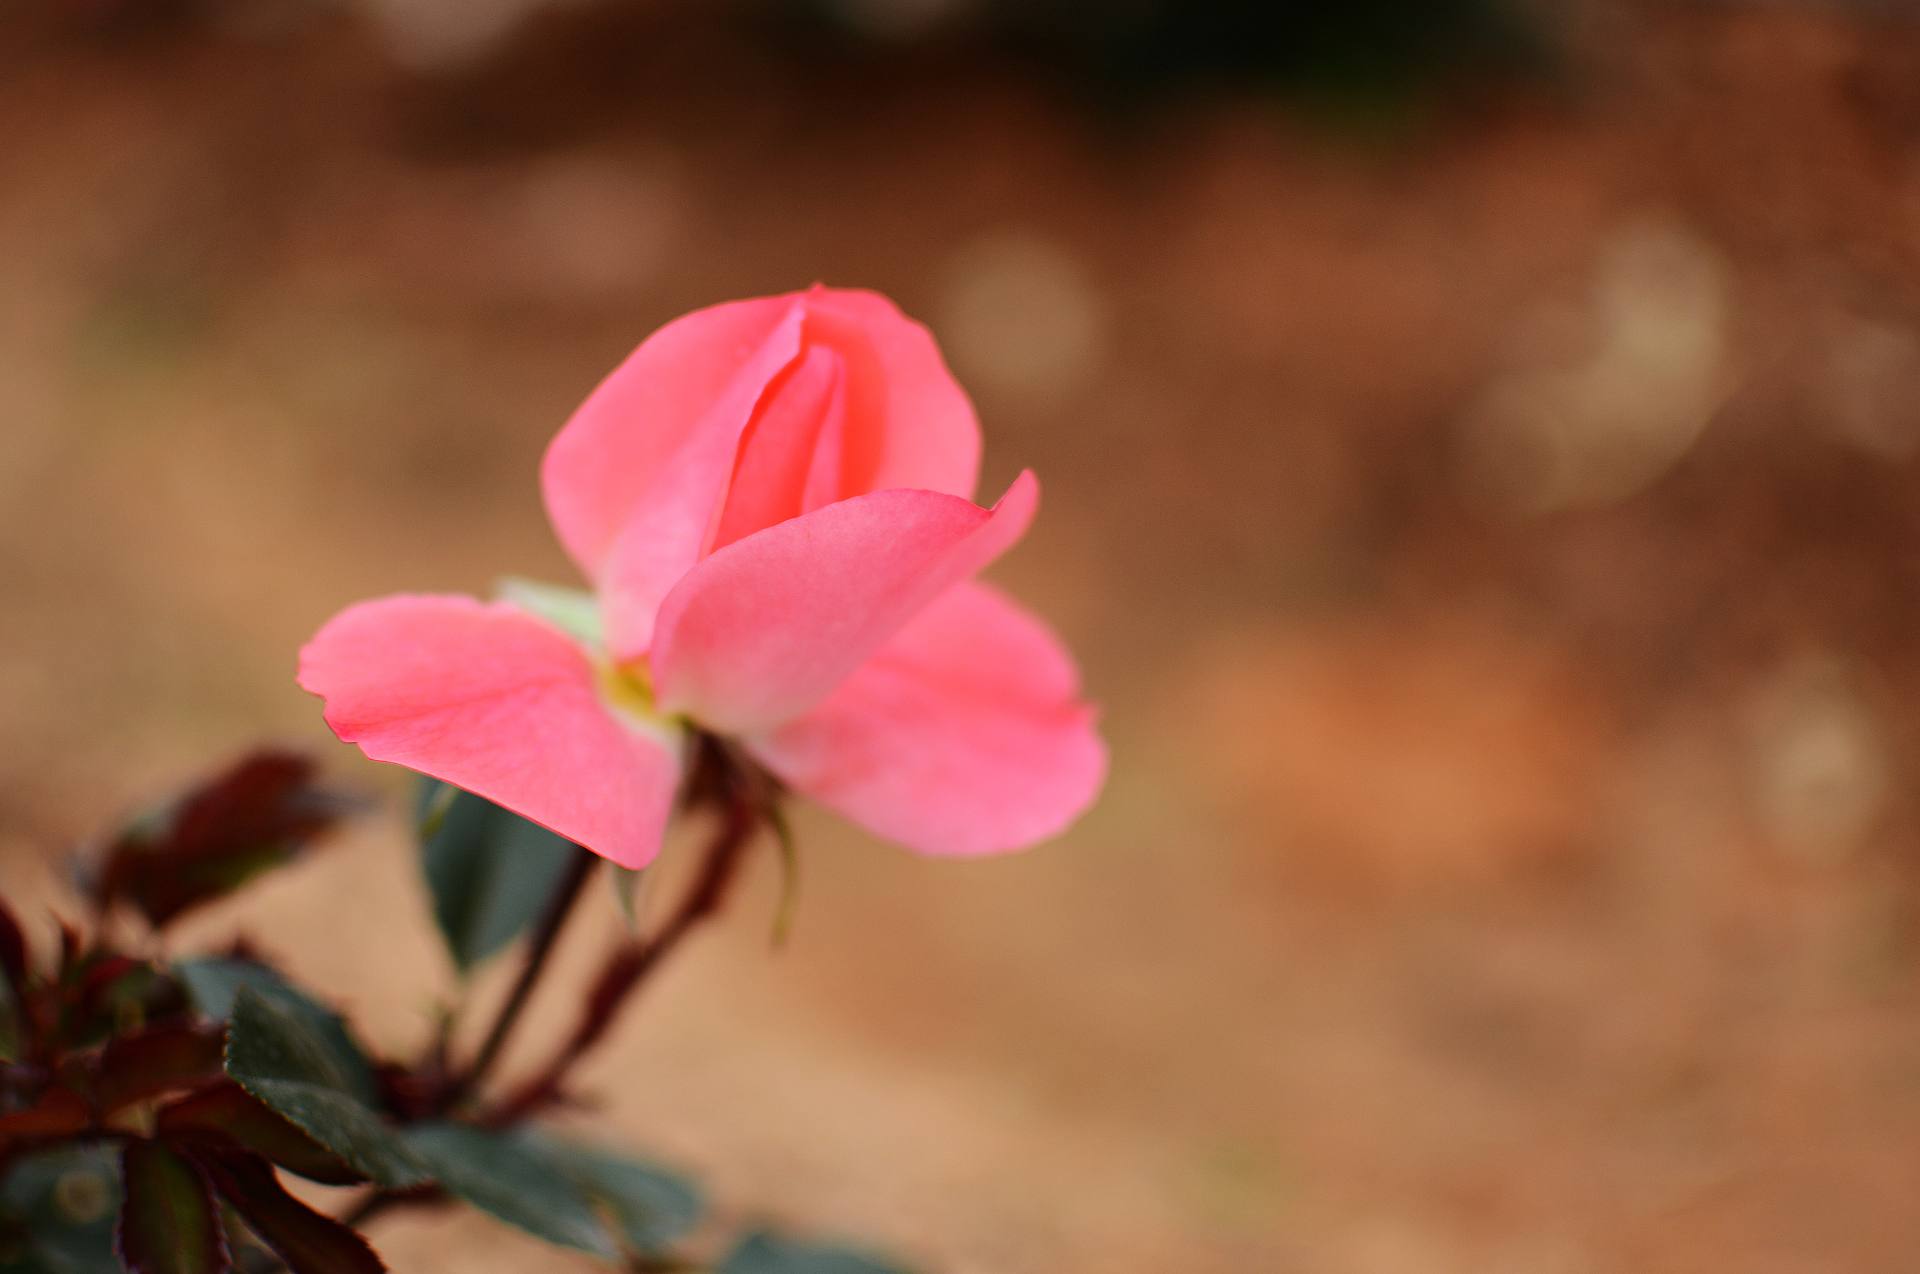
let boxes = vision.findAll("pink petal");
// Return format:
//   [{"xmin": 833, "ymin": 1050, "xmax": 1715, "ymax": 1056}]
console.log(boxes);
[
  {"xmin": 296, "ymin": 594, "xmax": 682, "ymax": 869},
  {"xmin": 542, "ymin": 296, "xmax": 806, "ymax": 603},
  {"xmin": 746, "ymin": 581, "xmax": 1106, "ymax": 856},
  {"xmin": 802, "ymin": 287, "xmax": 981, "ymax": 500},
  {"xmin": 653, "ymin": 472, "xmax": 1040, "ymax": 735},
  {"xmin": 590, "ymin": 307, "xmax": 815, "ymax": 659},
  {"xmin": 710, "ymin": 344, "xmax": 849, "ymax": 552},
  {"xmin": 544, "ymin": 288, "xmax": 984, "ymax": 661},
  {"xmin": 800, "ymin": 378, "xmax": 847, "ymax": 513}
]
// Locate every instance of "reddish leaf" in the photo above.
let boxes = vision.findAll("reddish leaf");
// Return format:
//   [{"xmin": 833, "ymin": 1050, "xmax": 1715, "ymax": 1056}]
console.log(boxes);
[
  {"xmin": 0, "ymin": 903, "xmax": 25, "ymax": 1065},
  {"xmin": 195, "ymin": 1149, "xmax": 385, "ymax": 1274},
  {"xmin": 75, "ymin": 954, "xmax": 144, "ymax": 1022},
  {"xmin": 93, "ymin": 1024, "xmax": 226, "ymax": 1113},
  {"xmin": 59, "ymin": 950, "xmax": 164, "ymax": 1051},
  {"xmin": 94, "ymin": 752, "xmax": 354, "ymax": 930},
  {"xmin": 157, "ymin": 1083, "xmax": 363, "ymax": 1186},
  {"xmin": 117, "ymin": 1139, "xmax": 230, "ymax": 1274},
  {"xmin": 77, "ymin": 954, "xmax": 140, "ymax": 995},
  {"xmin": 0, "ymin": 1086, "xmax": 90, "ymax": 1142},
  {"xmin": 56, "ymin": 921, "xmax": 80, "ymax": 979},
  {"xmin": 0, "ymin": 898, "xmax": 27, "ymax": 993}
]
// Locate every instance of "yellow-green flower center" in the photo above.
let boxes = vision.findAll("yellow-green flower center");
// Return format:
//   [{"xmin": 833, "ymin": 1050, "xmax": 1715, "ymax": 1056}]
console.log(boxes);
[{"xmin": 597, "ymin": 659, "xmax": 659, "ymax": 722}]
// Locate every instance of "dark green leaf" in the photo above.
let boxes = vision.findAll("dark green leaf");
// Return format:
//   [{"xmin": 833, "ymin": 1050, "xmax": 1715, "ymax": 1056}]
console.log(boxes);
[
  {"xmin": 539, "ymin": 1138, "xmax": 703, "ymax": 1255},
  {"xmin": 157, "ymin": 1084, "xmax": 362, "ymax": 1187},
  {"xmin": 175, "ymin": 957, "xmax": 269, "ymax": 1020},
  {"xmin": 194, "ymin": 1150, "xmax": 384, "ymax": 1274},
  {"xmin": 214, "ymin": 1081, "xmax": 421, "ymax": 1193},
  {"xmin": 117, "ymin": 1140, "xmax": 228, "ymax": 1274},
  {"xmin": 218, "ymin": 985, "xmax": 363, "ymax": 1096},
  {"xmin": 223, "ymin": 989, "xmax": 428, "ymax": 1189},
  {"xmin": 92, "ymin": 752, "xmax": 351, "ymax": 930},
  {"xmin": 719, "ymin": 1230, "xmax": 915, "ymax": 1274},
  {"xmin": 0, "ymin": 1143, "xmax": 119, "ymax": 1274},
  {"xmin": 417, "ymin": 781, "xmax": 578, "ymax": 973},
  {"xmin": 176, "ymin": 960, "xmax": 374, "ymax": 1105},
  {"xmin": 401, "ymin": 1124, "xmax": 616, "ymax": 1257},
  {"xmin": 93, "ymin": 1024, "xmax": 225, "ymax": 1113}
]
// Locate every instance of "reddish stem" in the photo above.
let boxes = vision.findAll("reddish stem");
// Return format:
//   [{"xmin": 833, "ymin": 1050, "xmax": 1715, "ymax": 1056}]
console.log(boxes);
[{"xmin": 487, "ymin": 796, "xmax": 756, "ymax": 1125}]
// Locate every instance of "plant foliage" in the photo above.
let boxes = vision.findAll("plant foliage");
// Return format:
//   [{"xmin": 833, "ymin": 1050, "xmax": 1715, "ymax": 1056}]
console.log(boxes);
[{"xmin": 0, "ymin": 751, "xmax": 913, "ymax": 1273}]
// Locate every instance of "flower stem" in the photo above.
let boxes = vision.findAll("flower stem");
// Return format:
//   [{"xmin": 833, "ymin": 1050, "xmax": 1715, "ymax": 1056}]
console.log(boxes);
[
  {"xmin": 488, "ymin": 793, "xmax": 756, "ymax": 1124},
  {"xmin": 336, "ymin": 748, "xmax": 764, "ymax": 1246},
  {"xmin": 443, "ymin": 841, "xmax": 598, "ymax": 1110}
]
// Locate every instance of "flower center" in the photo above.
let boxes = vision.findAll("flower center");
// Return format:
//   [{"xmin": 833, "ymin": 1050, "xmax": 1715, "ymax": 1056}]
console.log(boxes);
[{"xmin": 595, "ymin": 660, "xmax": 673, "ymax": 736}]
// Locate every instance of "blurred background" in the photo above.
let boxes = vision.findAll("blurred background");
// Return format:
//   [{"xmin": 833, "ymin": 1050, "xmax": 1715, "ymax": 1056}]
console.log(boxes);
[{"xmin": 6, "ymin": 0, "xmax": 1920, "ymax": 1269}]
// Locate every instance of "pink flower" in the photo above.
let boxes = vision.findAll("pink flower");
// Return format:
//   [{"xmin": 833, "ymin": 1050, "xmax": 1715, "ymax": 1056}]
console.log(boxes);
[{"xmin": 297, "ymin": 286, "xmax": 1106, "ymax": 868}]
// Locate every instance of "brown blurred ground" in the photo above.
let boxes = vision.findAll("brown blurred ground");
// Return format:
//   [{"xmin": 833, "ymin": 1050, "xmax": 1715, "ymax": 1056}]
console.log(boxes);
[{"xmin": 6, "ymin": 2, "xmax": 1920, "ymax": 1271}]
